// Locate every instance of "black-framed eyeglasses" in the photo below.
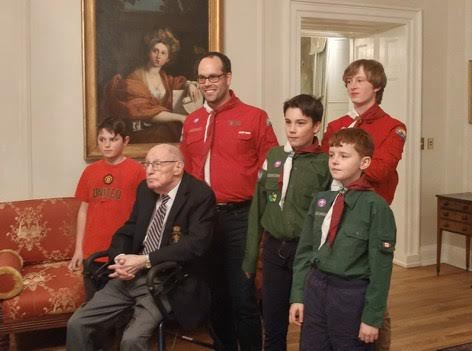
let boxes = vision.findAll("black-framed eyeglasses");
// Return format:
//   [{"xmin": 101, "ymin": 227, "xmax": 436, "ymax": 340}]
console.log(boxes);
[
  {"xmin": 141, "ymin": 160, "xmax": 179, "ymax": 171},
  {"xmin": 197, "ymin": 73, "xmax": 226, "ymax": 84}
]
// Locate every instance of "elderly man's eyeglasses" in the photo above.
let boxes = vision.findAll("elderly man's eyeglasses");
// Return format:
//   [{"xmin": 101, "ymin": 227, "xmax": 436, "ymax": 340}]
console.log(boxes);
[
  {"xmin": 141, "ymin": 160, "xmax": 179, "ymax": 171},
  {"xmin": 197, "ymin": 73, "xmax": 226, "ymax": 84}
]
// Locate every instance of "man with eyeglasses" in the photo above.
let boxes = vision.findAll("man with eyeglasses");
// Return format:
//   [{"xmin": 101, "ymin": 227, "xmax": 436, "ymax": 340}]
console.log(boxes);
[
  {"xmin": 180, "ymin": 52, "xmax": 278, "ymax": 351},
  {"xmin": 67, "ymin": 144, "xmax": 216, "ymax": 350}
]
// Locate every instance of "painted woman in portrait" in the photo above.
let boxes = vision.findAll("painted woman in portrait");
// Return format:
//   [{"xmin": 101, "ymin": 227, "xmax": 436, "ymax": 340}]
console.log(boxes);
[{"xmin": 106, "ymin": 28, "xmax": 201, "ymax": 137}]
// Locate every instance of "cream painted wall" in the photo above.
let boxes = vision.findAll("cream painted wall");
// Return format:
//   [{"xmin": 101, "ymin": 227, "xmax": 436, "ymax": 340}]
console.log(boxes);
[
  {"xmin": 1, "ymin": 1, "xmax": 31, "ymax": 200},
  {"xmin": 2, "ymin": 0, "xmax": 472, "ymax": 267},
  {"xmin": 30, "ymin": 0, "xmax": 85, "ymax": 199},
  {"xmin": 1, "ymin": 0, "xmax": 85, "ymax": 201}
]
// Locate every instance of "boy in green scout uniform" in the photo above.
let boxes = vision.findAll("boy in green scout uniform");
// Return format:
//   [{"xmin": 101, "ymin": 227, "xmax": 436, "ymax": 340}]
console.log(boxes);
[
  {"xmin": 289, "ymin": 128, "xmax": 396, "ymax": 351},
  {"xmin": 242, "ymin": 94, "xmax": 331, "ymax": 351}
]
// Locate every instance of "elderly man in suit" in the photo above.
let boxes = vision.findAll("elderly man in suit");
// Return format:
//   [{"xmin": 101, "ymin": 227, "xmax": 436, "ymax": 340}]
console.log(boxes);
[{"xmin": 66, "ymin": 144, "xmax": 216, "ymax": 351}]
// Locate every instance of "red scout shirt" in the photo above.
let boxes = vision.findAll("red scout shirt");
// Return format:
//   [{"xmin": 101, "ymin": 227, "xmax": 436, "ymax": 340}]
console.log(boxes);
[
  {"xmin": 321, "ymin": 104, "xmax": 406, "ymax": 205},
  {"xmin": 180, "ymin": 91, "xmax": 278, "ymax": 203}
]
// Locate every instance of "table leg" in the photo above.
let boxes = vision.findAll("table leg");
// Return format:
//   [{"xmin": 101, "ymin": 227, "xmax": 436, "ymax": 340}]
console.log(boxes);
[
  {"xmin": 466, "ymin": 235, "xmax": 471, "ymax": 272},
  {"xmin": 437, "ymin": 228, "xmax": 442, "ymax": 276}
]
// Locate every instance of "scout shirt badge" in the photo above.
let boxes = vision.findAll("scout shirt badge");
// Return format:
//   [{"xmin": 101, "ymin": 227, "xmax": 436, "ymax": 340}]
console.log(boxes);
[
  {"xmin": 229, "ymin": 120, "xmax": 242, "ymax": 126},
  {"xmin": 317, "ymin": 198, "xmax": 327, "ymax": 208},
  {"xmin": 268, "ymin": 192, "xmax": 278, "ymax": 203},
  {"xmin": 170, "ymin": 226, "xmax": 182, "ymax": 243},
  {"xmin": 395, "ymin": 127, "xmax": 407, "ymax": 141},
  {"xmin": 103, "ymin": 174, "xmax": 113, "ymax": 185}
]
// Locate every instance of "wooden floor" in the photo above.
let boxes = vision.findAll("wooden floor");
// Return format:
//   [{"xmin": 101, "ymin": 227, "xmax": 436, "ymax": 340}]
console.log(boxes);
[{"xmin": 11, "ymin": 264, "xmax": 472, "ymax": 351}]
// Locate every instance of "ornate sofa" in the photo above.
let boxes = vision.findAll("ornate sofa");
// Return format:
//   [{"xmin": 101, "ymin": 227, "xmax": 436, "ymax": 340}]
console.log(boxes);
[{"xmin": 0, "ymin": 197, "xmax": 84, "ymax": 350}]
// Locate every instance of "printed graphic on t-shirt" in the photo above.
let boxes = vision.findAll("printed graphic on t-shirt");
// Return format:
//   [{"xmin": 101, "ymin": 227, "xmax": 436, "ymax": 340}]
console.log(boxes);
[{"xmin": 92, "ymin": 187, "xmax": 122, "ymax": 200}]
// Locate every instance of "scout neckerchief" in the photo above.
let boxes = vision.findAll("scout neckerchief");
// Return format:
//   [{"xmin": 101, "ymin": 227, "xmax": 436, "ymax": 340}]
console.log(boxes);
[
  {"xmin": 202, "ymin": 91, "xmax": 241, "ymax": 184},
  {"xmin": 278, "ymin": 138, "xmax": 322, "ymax": 209},
  {"xmin": 330, "ymin": 104, "xmax": 382, "ymax": 191},
  {"xmin": 320, "ymin": 175, "xmax": 374, "ymax": 248},
  {"xmin": 347, "ymin": 103, "xmax": 384, "ymax": 128}
]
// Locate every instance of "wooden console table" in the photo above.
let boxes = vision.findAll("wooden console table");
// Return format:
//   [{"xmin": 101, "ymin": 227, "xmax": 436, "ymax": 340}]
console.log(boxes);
[{"xmin": 436, "ymin": 192, "xmax": 472, "ymax": 275}]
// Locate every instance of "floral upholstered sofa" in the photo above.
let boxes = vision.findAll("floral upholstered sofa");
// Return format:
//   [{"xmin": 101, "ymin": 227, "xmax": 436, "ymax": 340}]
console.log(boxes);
[{"xmin": 0, "ymin": 197, "xmax": 85, "ymax": 350}]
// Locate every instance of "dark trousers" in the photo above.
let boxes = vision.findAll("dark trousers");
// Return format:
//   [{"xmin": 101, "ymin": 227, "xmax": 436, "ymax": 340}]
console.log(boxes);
[
  {"xmin": 210, "ymin": 206, "xmax": 262, "ymax": 351},
  {"xmin": 261, "ymin": 235, "xmax": 298, "ymax": 351},
  {"xmin": 301, "ymin": 269, "xmax": 374, "ymax": 351}
]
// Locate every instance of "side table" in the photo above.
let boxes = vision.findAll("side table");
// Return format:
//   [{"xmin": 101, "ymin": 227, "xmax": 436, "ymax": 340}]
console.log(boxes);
[{"xmin": 436, "ymin": 192, "xmax": 472, "ymax": 275}]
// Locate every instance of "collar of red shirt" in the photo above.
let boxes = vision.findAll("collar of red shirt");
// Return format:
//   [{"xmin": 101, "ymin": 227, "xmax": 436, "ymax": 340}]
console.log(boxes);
[
  {"xmin": 204, "ymin": 90, "xmax": 242, "ymax": 115},
  {"xmin": 357, "ymin": 104, "xmax": 385, "ymax": 124}
]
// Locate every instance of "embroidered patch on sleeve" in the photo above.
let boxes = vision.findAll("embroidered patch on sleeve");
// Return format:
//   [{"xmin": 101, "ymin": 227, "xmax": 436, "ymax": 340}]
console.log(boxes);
[
  {"xmin": 395, "ymin": 127, "xmax": 407, "ymax": 141},
  {"xmin": 317, "ymin": 198, "xmax": 327, "ymax": 208},
  {"xmin": 268, "ymin": 193, "xmax": 278, "ymax": 202},
  {"xmin": 383, "ymin": 242, "xmax": 392, "ymax": 249}
]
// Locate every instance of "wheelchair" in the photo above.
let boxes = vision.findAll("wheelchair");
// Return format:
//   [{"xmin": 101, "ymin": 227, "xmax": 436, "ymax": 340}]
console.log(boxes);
[{"xmin": 84, "ymin": 251, "xmax": 222, "ymax": 351}]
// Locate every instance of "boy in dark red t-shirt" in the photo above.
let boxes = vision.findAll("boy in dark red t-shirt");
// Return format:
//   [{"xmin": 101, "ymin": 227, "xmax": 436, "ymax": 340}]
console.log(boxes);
[{"xmin": 69, "ymin": 117, "xmax": 145, "ymax": 300}]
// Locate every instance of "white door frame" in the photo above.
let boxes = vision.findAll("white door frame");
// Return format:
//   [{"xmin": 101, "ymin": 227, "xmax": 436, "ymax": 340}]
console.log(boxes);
[{"xmin": 288, "ymin": 1, "xmax": 422, "ymax": 267}]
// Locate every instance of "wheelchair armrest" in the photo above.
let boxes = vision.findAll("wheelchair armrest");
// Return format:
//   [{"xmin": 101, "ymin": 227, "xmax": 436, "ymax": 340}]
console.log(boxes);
[
  {"xmin": 146, "ymin": 261, "xmax": 185, "ymax": 319},
  {"xmin": 146, "ymin": 261, "xmax": 182, "ymax": 289},
  {"xmin": 83, "ymin": 250, "xmax": 109, "ymax": 278},
  {"xmin": 146, "ymin": 261, "xmax": 188, "ymax": 298}
]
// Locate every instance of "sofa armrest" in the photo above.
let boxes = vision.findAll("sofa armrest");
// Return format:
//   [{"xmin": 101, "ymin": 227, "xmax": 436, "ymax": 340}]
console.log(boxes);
[{"xmin": 0, "ymin": 249, "xmax": 24, "ymax": 299}]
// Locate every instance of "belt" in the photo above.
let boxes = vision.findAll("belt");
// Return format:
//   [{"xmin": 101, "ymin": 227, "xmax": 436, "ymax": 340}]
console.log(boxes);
[
  {"xmin": 216, "ymin": 199, "xmax": 252, "ymax": 212},
  {"xmin": 312, "ymin": 266, "xmax": 369, "ymax": 288},
  {"xmin": 266, "ymin": 232, "xmax": 299, "ymax": 244}
]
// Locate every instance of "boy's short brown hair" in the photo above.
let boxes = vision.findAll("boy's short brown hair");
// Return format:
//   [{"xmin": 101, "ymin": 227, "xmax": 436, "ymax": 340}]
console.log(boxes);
[
  {"xmin": 97, "ymin": 117, "xmax": 130, "ymax": 139},
  {"xmin": 329, "ymin": 128, "xmax": 374, "ymax": 157},
  {"xmin": 342, "ymin": 59, "xmax": 387, "ymax": 104},
  {"xmin": 283, "ymin": 94, "xmax": 324, "ymax": 124}
]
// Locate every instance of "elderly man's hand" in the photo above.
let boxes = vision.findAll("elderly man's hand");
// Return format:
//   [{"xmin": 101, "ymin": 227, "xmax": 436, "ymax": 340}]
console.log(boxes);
[{"xmin": 108, "ymin": 254, "xmax": 147, "ymax": 280}]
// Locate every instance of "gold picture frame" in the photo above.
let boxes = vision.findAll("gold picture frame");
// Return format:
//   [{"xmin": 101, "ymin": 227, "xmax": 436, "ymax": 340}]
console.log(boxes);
[{"xmin": 82, "ymin": 0, "xmax": 223, "ymax": 160}]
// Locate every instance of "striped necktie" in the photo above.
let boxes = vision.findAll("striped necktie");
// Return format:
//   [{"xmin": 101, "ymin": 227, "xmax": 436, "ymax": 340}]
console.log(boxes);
[{"xmin": 143, "ymin": 194, "xmax": 170, "ymax": 254}]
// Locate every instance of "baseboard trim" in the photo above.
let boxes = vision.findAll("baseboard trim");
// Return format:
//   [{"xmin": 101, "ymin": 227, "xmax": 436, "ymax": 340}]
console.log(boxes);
[{"xmin": 419, "ymin": 243, "xmax": 468, "ymax": 269}]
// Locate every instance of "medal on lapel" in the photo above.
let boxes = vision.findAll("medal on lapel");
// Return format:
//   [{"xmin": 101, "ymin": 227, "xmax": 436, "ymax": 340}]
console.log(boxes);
[{"xmin": 171, "ymin": 226, "xmax": 182, "ymax": 243}]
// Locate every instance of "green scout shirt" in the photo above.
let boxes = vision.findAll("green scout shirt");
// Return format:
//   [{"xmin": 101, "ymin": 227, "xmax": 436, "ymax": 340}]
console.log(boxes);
[
  {"xmin": 290, "ymin": 189, "xmax": 396, "ymax": 328},
  {"xmin": 242, "ymin": 145, "xmax": 331, "ymax": 273}
]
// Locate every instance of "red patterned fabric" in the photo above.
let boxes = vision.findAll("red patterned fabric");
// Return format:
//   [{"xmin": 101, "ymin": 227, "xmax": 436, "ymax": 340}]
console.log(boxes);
[
  {"xmin": 1, "ymin": 261, "xmax": 85, "ymax": 324},
  {"xmin": 0, "ymin": 198, "xmax": 80, "ymax": 264},
  {"xmin": 0, "ymin": 197, "xmax": 85, "ymax": 342}
]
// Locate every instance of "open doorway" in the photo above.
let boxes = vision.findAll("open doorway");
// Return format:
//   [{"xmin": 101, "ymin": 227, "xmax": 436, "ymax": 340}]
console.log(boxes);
[
  {"xmin": 289, "ymin": 1, "xmax": 422, "ymax": 267},
  {"xmin": 300, "ymin": 35, "xmax": 350, "ymax": 135}
]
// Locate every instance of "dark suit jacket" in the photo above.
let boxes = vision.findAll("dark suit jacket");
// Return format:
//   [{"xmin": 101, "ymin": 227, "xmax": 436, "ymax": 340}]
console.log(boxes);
[{"xmin": 108, "ymin": 172, "xmax": 216, "ymax": 329}]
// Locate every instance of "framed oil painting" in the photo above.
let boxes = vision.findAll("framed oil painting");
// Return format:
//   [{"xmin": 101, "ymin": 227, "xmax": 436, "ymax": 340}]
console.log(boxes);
[{"xmin": 82, "ymin": 0, "xmax": 223, "ymax": 160}]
